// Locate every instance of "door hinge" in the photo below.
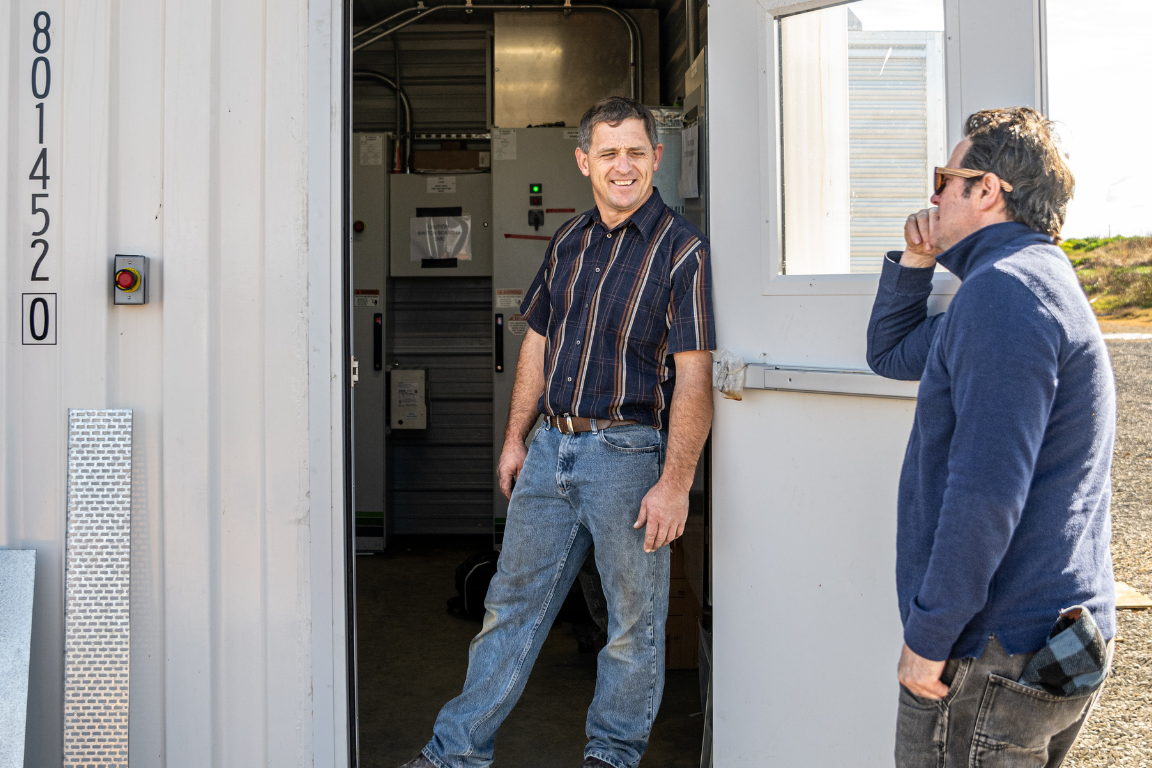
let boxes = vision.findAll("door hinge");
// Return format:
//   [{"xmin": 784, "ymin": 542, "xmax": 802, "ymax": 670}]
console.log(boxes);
[{"xmin": 351, "ymin": 356, "xmax": 360, "ymax": 387}]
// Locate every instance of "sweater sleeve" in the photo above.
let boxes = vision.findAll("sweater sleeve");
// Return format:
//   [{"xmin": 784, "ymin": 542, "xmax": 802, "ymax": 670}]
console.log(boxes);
[
  {"xmin": 866, "ymin": 253, "xmax": 946, "ymax": 381},
  {"xmin": 902, "ymin": 274, "xmax": 1061, "ymax": 660}
]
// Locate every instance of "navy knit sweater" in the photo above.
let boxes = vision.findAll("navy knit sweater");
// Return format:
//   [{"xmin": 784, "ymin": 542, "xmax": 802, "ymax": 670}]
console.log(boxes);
[{"xmin": 868, "ymin": 222, "xmax": 1116, "ymax": 662}]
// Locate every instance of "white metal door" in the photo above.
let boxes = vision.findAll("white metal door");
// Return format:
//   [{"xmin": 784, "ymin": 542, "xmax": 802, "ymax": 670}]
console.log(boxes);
[{"xmin": 706, "ymin": 1, "xmax": 1046, "ymax": 764}]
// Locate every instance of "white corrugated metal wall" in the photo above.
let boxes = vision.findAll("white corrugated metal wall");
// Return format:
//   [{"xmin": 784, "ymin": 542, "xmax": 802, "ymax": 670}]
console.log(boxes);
[
  {"xmin": 848, "ymin": 31, "xmax": 946, "ymax": 273},
  {"xmin": 1, "ymin": 1, "xmax": 348, "ymax": 765}
]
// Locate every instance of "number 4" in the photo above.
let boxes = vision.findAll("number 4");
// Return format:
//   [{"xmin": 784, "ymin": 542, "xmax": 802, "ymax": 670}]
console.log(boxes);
[{"xmin": 29, "ymin": 148, "xmax": 49, "ymax": 190}]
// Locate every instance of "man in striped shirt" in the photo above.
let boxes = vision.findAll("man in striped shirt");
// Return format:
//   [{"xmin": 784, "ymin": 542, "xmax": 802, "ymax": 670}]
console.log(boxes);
[{"xmin": 403, "ymin": 98, "xmax": 715, "ymax": 768}]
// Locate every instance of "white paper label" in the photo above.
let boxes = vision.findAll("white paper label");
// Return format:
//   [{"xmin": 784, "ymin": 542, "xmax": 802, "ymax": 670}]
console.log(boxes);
[
  {"xmin": 478, "ymin": 151, "xmax": 491, "ymax": 168},
  {"xmin": 359, "ymin": 134, "xmax": 385, "ymax": 165},
  {"xmin": 397, "ymin": 382, "xmax": 420, "ymax": 409},
  {"xmin": 564, "ymin": 129, "xmax": 580, "ymax": 141},
  {"xmin": 426, "ymin": 176, "xmax": 456, "ymax": 194},
  {"xmin": 410, "ymin": 216, "xmax": 473, "ymax": 261},
  {"xmin": 354, "ymin": 295, "xmax": 380, "ymax": 307},
  {"xmin": 496, "ymin": 288, "xmax": 524, "ymax": 308},
  {"xmin": 507, "ymin": 314, "xmax": 528, "ymax": 336},
  {"xmin": 679, "ymin": 124, "xmax": 699, "ymax": 199},
  {"xmin": 495, "ymin": 128, "xmax": 517, "ymax": 161}
]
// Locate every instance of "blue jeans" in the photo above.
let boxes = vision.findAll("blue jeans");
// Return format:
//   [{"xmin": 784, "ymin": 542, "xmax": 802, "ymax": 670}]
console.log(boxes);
[{"xmin": 423, "ymin": 421, "xmax": 670, "ymax": 768}]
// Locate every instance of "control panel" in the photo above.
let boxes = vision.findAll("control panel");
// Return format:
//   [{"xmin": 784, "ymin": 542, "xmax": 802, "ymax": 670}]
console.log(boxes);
[{"xmin": 113, "ymin": 255, "xmax": 149, "ymax": 305}]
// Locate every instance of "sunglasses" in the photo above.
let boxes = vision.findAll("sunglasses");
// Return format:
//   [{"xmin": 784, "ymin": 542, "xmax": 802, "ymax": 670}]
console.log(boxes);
[{"xmin": 934, "ymin": 167, "xmax": 1014, "ymax": 196}]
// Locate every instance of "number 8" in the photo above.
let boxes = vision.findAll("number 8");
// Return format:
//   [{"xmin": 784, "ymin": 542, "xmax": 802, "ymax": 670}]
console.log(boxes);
[{"xmin": 33, "ymin": 12, "xmax": 50, "ymax": 54}]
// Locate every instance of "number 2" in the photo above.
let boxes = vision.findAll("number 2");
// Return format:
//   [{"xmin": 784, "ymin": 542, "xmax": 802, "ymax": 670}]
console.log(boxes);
[{"xmin": 30, "ymin": 239, "xmax": 49, "ymax": 281}]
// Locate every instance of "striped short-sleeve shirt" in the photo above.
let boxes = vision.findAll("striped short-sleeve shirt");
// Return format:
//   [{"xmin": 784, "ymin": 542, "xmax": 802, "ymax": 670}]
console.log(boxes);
[{"xmin": 520, "ymin": 186, "xmax": 715, "ymax": 430}]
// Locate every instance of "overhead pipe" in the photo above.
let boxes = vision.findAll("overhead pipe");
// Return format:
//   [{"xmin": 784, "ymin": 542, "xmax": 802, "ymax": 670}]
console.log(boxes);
[
  {"xmin": 352, "ymin": 3, "xmax": 643, "ymax": 102},
  {"xmin": 352, "ymin": 70, "xmax": 414, "ymax": 172},
  {"xmin": 685, "ymin": 0, "xmax": 697, "ymax": 65},
  {"xmin": 353, "ymin": 6, "xmax": 425, "ymax": 40}
]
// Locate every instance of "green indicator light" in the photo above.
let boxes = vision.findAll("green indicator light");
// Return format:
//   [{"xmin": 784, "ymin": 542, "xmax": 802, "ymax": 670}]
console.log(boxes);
[{"xmin": 529, "ymin": 183, "xmax": 542, "ymax": 194}]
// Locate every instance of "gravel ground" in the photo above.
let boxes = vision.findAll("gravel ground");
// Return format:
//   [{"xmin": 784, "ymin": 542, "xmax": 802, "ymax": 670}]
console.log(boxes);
[{"xmin": 1066, "ymin": 338, "xmax": 1152, "ymax": 767}]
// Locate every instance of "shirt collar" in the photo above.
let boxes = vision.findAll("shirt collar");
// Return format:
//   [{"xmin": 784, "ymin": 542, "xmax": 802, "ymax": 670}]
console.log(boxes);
[
  {"xmin": 584, "ymin": 185, "xmax": 667, "ymax": 242},
  {"xmin": 935, "ymin": 221, "xmax": 1050, "ymax": 280}
]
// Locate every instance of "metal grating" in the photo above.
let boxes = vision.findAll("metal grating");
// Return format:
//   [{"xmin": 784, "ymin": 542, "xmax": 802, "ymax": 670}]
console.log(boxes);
[{"xmin": 64, "ymin": 409, "xmax": 132, "ymax": 767}]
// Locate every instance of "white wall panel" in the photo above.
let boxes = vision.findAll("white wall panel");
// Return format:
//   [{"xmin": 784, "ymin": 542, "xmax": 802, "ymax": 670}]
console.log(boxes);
[{"xmin": 1, "ymin": 1, "xmax": 346, "ymax": 766}]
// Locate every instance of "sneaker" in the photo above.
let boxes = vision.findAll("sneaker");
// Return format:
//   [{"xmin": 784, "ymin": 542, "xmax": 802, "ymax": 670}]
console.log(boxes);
[{"xmin": 397, "ymin": 756, "xmax": 437, "ymax": 768}]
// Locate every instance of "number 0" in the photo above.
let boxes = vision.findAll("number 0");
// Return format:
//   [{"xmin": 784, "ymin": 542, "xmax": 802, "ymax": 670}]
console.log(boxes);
[
  {"xmin": 29, "ymin": 297, "xmax": 50, "ymax": 341},
  {"xmin": 31, "ymin": 56, "xmax": 50, "ymax": 99}
]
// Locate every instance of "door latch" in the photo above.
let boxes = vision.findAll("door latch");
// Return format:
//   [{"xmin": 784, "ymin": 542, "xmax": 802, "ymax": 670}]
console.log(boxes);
[{"xmin": 351, "ymin": 356, "xmax": 360, "ymax": 387}]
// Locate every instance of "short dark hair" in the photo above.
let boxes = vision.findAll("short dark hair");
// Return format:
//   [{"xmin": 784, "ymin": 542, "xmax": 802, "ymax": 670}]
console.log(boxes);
[
  {"xmin": 960, "ymin": 107, "xmax": 1075, "ymax": 242},
  {"xmin": 578, "ymin": 96, "xmax": 659, "ymax": 154}
]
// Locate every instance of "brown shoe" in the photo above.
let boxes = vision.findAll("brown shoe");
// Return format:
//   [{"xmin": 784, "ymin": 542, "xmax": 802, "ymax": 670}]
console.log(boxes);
[{"xmin": 397, "ymin": 756, "xmax": 437, "ymax": 768}]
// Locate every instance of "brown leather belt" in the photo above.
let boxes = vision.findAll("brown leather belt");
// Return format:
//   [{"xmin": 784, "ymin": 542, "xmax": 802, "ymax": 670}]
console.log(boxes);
[{"xmin": 545, "ymin": 414, "xmax": 639, "ymax": 435}]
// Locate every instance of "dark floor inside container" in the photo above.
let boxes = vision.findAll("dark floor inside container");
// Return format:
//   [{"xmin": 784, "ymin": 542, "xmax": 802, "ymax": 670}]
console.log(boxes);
[{"xmin": 356, "ymin": 535, "xmax": 705, "ymax": 768}]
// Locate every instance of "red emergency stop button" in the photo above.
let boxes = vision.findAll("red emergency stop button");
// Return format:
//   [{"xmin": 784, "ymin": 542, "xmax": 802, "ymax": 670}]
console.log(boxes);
[{"xmin": 115, "ymin": 267, "xmax": 141, "ymax": 292}]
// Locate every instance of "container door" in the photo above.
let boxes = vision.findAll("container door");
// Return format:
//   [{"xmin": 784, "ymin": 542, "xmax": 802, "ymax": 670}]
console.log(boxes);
[{"xmin": 706, "ymin": 1, "xmax": 1047, "ymax": 764}]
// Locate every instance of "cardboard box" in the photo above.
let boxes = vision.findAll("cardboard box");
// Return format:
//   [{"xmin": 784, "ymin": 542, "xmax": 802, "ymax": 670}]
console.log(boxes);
[
  {"xmin": 412, "ymin": 150, "xmax": 491, "ymax": 172},
  {"xmin": 666, "ymin": 611, "xmax": 701, "ymax": 669},
  {"xmin": 666, "ymin": 549, "xmax": 702, "ymax": 669}
]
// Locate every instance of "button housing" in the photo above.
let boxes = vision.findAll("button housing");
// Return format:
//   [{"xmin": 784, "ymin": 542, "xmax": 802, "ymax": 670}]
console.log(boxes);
[{"xmin": 113, "ymin": 254, "xmax": 150, "ymax": 305}]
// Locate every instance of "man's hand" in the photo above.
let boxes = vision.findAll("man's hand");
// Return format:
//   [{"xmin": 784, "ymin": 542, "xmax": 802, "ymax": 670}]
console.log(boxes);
[
  {"xmin": 497, "ymin": 441, "xmax": 528, "ymax": 500},
  {"xmin": 897, "ymin": 643, "xmax": 949, "ymax": 700},
  {"xmin": 634, "ymin": 479, "xmax": 689, "ymax": 553},
  {"xmin": 901, "ymin": 207, "xmax": 943, "ymax": 268}
]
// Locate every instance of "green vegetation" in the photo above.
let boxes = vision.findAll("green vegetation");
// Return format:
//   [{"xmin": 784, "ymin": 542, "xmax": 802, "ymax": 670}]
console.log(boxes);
[{"xmin": 1062, "ymin": 236, "xmax": 1152, "ymax": 318}]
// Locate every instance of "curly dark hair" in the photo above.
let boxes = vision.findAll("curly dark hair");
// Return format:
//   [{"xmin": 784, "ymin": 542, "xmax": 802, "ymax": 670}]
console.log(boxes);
[{"xmin": 960, "ymin": 107, "xmax": 1075, "ymax": 242}]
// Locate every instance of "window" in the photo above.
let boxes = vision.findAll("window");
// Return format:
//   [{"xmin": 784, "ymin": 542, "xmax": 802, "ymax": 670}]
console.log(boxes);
[{"xmin": 779, "ymin": 0, "xmax": 946, "ymax": 275}]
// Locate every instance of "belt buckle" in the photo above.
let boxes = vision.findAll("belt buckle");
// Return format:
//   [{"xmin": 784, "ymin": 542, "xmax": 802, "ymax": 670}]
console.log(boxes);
[{"xmin": 564, "ymin": 413, "xmax": 575, "ymax": 434}]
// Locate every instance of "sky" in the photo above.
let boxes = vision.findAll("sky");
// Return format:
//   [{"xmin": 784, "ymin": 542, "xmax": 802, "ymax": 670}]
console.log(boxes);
[
  {"xmin": 1046, "ymin": 0, "xmax": 1152, "ymax": 238},
  {"xmin": 847, "ymin": 0, "xmax": 1151, "ymax": 239}
]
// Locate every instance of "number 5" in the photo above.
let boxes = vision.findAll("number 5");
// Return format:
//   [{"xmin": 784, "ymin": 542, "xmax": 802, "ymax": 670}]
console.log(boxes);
[{"xmin": 32, "ymin": 193, "xmax": 49, "ymax": 236}]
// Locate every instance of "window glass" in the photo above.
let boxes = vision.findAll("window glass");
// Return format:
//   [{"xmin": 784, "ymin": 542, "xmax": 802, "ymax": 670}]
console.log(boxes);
[{"xmin": 779, "ymin": 0, "xmax": 946, "ymax": 275}]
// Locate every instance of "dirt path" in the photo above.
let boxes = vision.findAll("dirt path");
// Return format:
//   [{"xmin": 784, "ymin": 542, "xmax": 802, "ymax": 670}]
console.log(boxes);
[{"xmin": 1066, "ymin": 338, "xmax": 1152, "ymax": 767}]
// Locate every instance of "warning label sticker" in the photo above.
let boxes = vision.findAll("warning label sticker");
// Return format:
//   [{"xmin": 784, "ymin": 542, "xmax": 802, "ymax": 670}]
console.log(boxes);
[
  {"xmin": 494, "ymin": 128, "xmax": 517, "ymax": 161},
  {"xmin": 496, "ymin": 288, "xmax": 524, "ymax": 308},
  {"xmin": 507, "ymin": 314, "xmax": 528, "ymax": 336}
]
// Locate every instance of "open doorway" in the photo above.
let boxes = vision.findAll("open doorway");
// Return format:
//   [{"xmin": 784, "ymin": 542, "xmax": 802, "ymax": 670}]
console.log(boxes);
[{"xmin": 346, "ymin": 2, "xmax": 712, "ymax": 766}]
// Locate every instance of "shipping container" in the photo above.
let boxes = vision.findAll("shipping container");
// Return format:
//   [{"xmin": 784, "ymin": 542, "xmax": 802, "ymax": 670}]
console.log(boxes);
[{"xmin": 0, "ymin": 0, "xmax": 1048, "ymax": 765}]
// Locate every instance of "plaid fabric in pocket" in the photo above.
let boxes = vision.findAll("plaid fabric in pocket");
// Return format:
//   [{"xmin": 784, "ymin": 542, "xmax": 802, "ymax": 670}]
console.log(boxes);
[{"xmin": 1018, "ymin": 605, "xmax": 1107, "ymax": 697}]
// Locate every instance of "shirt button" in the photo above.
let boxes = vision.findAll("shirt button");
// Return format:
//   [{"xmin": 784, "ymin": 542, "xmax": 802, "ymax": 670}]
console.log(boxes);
[
  {"xmin": 576, "ymin": 340, "xmax": 581, "ymax": 345},
  {"xmin": 595, "ymin": 267, "xmax": 601, "ymax": 272},
  {"xmin": 567, "ymin": 377, "xmax": 573, "ymax": 382},
  {"xmin": 606, "ymin": 233, "xmax": 612, "ymax": 239}
]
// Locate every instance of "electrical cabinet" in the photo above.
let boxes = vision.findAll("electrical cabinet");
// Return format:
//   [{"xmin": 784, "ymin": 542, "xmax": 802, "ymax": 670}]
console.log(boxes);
[{"xmin": 352, "ymin": 132, "xmax": 390, "ymax": 551}]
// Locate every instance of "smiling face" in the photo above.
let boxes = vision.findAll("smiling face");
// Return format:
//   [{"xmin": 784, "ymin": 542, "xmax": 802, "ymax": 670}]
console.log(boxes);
[{"xmin": 575, "ymin": 118, "xmax": 663, "ymax": 229}]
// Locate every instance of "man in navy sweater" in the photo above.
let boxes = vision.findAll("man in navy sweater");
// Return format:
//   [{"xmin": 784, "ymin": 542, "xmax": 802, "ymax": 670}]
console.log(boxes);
[{"xmin": 868, "ymin": 107, "xmax": 1116, "ymax": 766}]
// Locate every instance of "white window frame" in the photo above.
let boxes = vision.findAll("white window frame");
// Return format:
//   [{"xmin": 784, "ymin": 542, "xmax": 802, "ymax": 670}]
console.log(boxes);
[{"xmin": 757, "ymin": 0, "xmax": 962, "ymax": 296}]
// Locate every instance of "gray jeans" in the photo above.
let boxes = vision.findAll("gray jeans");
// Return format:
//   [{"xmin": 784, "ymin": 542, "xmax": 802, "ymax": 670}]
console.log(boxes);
[{"xmin": 895, "ymin": 635, "xmax": 1112, "ymax": 768}]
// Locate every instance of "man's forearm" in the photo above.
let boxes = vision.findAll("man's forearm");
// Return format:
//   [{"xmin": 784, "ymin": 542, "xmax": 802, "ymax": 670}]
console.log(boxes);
[
  {"xmin": 504, "ymin": 329, "xmax": 546, "ymax": 445},
  {"xmin": 661, "ymin": 350, "xmax": 714, "ymax": 491}
]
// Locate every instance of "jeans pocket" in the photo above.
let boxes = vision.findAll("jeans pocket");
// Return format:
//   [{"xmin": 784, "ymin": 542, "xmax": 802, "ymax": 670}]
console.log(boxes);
[
  {"xmin": 595, "ymin": 425, "xmax": 662, "ymax": 453},
  {"xmin": 969, "ymin": 674, "xmax": 1099, "ymax": 768},
  {"xmin": 896, "ymin": 684, "xmax": 947, "ymax": 768}
]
